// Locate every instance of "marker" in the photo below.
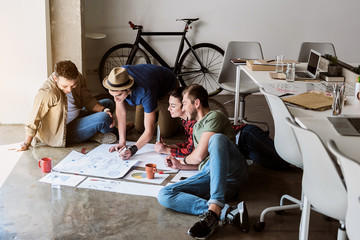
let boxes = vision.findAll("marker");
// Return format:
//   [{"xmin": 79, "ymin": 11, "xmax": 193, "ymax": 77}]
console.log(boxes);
[
  {"xmin": 158, "ymin": 170, "xmax": 179, "ymax": 174},
  {"xmin": 156, "ymin": 125, "xmax": 161, "ymax": 142}
]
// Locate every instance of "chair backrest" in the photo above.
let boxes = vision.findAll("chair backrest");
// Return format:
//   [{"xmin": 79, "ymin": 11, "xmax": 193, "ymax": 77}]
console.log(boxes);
[
  {"xmin": 286, "ymin": 119, "xmax": 347, "ymax": 221},
  {"xmin": 297, "ymin": 42, "xmax": 336, "ymax": 62},
  {"xmin": 259, "ymin": 87, "xmax": 302, "ymax": 168},
  {"xmin": 328, "ymin": 140, "xmax": 360, "ymax": 240},
  {"xmin": 218, "ymin": 41, "xmax": 264, "ymax": 85}
]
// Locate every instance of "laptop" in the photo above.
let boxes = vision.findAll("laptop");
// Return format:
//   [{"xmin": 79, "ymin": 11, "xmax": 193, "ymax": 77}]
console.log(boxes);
[
  {"xmin": 327, "ymin": 116, "xmax": 360, "ymax": 136},
  {"xmin": 295, "ymin": 49, "xmax": 322, "ymax": 80}
]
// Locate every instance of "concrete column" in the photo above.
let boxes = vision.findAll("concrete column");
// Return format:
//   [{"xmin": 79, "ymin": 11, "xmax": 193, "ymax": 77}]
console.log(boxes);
[{"xmin": 49, "ymin": 0, "xmax": 84, "ymax": 73}]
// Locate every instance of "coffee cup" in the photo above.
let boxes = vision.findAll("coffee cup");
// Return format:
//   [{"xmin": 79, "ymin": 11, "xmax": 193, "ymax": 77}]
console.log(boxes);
[
  {"xmin": 38, "ymin": 157, "xmax": 52, "ymax": 173},
  {"xmin": 145, "ymin": 163, "xmax": 157, "ymax": 179}
]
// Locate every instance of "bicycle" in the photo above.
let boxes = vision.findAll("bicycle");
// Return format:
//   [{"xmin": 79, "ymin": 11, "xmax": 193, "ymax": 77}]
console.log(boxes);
[{"xmin": 98, "ymin": 18, "xmax": 224, "ymax": 96}]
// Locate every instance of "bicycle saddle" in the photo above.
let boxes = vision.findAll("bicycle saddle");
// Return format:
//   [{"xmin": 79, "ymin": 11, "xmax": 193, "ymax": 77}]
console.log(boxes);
[{"xmin": 177, "ymin": 18, "xmax": 199, "ymax": 23}]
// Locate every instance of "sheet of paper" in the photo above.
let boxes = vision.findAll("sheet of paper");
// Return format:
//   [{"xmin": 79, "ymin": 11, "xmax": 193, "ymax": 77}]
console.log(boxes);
[
  {"xmin": 52, "ymin": 149, "xmax": 137, "ymax": 179},
  {"xmin": 133, "ymin": 153, "xmax": 173, "ymax": 170},
  {"xmin": 123, "ymin": 170, "xmax": 168, "ymax": 185},
  {"xmin": 121, "ymin": 141, "xmax": 174, "ymax": 170},
  {"xmin": 77, "ymin": 177, "xmax": 163, "ymax": 198},
  {"xmin": 171, "ymin": 170, "xmax": 199, "ymax": 182},
  {"xmin": 39, "ymin": 172, "xmax": 86, "ymax": 187}
]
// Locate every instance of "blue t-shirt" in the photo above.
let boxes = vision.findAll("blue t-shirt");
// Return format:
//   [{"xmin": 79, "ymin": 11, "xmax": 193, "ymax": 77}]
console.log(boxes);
[{"xmin": 122, "ymin": 64, "xmax": 177, "ymax": 113}]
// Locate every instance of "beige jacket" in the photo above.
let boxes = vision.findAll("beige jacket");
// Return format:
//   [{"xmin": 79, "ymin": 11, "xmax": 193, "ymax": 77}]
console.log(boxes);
[{"xmin": 25, "ymin": 73, "xmax": 99, "ymax": 147}]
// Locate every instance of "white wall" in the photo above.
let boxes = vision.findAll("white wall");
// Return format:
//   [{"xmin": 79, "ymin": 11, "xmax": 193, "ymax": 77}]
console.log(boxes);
[
  {"xmin": 0, "ymin": 0, "xmax": 50, "ymax": 124},
  {"xmin": 84, "ymin": 0, "xmax": 360, "ymax": 95},
  {"xmin": 1, "ymin": 0, "xmax": 359, "ymax": 123}
]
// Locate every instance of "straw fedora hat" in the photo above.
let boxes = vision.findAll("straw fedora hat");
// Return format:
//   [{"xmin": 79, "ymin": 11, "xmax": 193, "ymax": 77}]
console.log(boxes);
[{"xmin": 102, "ymin": 67, "xmax": 134, "ymax": 91}]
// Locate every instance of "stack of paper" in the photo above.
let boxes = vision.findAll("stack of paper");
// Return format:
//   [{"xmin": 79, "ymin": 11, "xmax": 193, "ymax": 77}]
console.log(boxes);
[{"xmin": 283, "ymin": 92, "xmax": 333, "ymax": 111}]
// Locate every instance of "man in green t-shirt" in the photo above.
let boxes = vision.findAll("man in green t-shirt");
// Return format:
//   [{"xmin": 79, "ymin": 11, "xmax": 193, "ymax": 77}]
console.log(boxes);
[{"xmin": 157, "ymin": 84, "xmax": 249, "ymax": 239}]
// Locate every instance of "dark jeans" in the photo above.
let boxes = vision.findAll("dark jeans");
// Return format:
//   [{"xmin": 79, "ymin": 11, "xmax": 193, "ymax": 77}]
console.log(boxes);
[
  {"xmin": 66, "ymin": 99, "xmax": 115, "ymax": 144},
  {"xmin": 238, "ymin": 124, "xmax": 289, "ymax": 170}
]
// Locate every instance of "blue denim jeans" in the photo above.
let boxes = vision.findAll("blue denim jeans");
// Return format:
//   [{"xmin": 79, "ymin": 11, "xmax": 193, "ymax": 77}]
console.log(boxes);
[
  {"xmin": 157, "ymin": 134, "xmax": 248, "ymax": 216},
  {"xmin": 66, "ymin": 99, "xmax": 115, "ymax": 144},
  {"xmin": 238, "ymin": 124, "xmax": 289, "ymax": 170}
]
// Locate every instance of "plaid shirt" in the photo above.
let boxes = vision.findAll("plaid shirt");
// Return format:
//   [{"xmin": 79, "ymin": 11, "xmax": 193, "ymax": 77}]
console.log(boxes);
[
  {"xmin": 170, "ymin": 120, "xmax": 196, "ymax": 157},
  {"xmin": 170, "ymin": 119, "xmax": 246, "ymax": 158}
]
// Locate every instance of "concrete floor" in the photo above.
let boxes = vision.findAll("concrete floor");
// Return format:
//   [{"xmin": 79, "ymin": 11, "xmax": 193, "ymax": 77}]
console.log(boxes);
[{"xmin": 0, "ymin": 95, "xmax": 341, "ymax": 240}]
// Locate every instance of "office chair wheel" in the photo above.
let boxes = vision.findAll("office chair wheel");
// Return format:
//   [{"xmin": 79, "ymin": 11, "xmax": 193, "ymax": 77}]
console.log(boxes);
[
  {"xmin": 253, "ymin": 221, "xmax": 265, "ymax": 232},
  {"xmin": 275, "ymin": 210, "xmax": 285, "ymax": 215}
]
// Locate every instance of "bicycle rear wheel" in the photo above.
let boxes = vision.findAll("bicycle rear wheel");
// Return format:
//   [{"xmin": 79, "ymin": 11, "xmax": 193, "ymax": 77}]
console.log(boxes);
[
  {"xmin": 178, "ymin": 43, "xmax": 224, "ymax": 97},
  {"xmin": 98, "ymin": 43, "xmax": 151, "ymax": 87}
]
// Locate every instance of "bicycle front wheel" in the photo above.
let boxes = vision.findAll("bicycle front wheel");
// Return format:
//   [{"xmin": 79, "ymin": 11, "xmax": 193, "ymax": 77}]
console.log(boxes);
[
  {"xmin": 98, "ymin": 43, "xmax": 151, "ymax": 87},
  {"xmin": 178, "ymin": 43, "xmax": 224, "ymax": 97}
]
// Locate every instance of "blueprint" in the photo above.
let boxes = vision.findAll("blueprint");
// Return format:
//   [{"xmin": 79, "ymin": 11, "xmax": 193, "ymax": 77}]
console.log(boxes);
[
  {"xmin": 52, "ymin": 148, "xmax": 137, "ymax": 179},
  {"xmin": 52, "ymin": 141, "xmax": 173, "ymax": 179}
]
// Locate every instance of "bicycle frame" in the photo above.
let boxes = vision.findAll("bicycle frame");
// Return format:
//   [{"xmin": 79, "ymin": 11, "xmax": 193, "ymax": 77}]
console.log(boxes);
[{"xmin": 127, "ymin": 22, "xmax": 206, "ymax": 75}]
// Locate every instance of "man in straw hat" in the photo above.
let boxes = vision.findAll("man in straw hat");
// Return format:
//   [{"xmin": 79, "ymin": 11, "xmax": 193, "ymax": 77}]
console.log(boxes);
[
  {"xmin": 103, "ymin": 64, "xmax": 180, "ymax": 159},
  {"xmin": 19, "ymin": 60, "xmax": 118, "ymax": 151}
]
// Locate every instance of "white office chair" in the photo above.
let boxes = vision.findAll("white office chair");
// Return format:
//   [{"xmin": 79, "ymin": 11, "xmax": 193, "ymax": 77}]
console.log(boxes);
[
  {"xmin": 287, "ymin": 119, "xmax": 347, "ymax": 240},
  {"xmin": 328, "ymin": 140, "xmax": 360, "ymax": 240},
  {"xmin": 217, "ymin": 41, "xmax": 268, "ymax": 129},
  {"xmin": 298, "ymin": 42, "xmax": 336, "ymax": 62},
  {"xmin": 254, "ymin": 87, "xmax": 303, "ymax": 232}
]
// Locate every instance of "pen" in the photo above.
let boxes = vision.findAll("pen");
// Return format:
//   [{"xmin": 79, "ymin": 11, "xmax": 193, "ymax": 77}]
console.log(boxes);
[
  {"xmin": 156, "ymin": 125, "xmax": 161, "ymax": 142},
  {"xmin": 158, "ymin": 170, "xmax": 179, "ymax": 174},
  {"xmin": 266, "ymin": 59, "xmax": 275, "ymax": 63}
]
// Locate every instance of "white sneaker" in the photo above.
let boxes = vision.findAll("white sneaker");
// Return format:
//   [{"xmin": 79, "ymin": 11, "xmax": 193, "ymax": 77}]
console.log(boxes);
[{"xmin": 90, "ymin": 132, "xmax": 117, "ymax": 144}]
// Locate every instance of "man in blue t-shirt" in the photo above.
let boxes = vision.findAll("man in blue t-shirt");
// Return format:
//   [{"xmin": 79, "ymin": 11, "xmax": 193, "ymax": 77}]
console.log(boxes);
[{"xmin": 103, "ymin": 64, "xmax": 180, "ymax": 159}]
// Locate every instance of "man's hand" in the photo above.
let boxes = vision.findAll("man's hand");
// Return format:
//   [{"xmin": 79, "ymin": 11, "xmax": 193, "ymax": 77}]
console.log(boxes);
[
  {"xmin": 17, "ymin": 142, "xmax": 30, "ymax": 152},
  {"xmin": 104, "ymin": 111, "xmax": 116, "ymax": 128},
  {"xmin": 164, "ymin": 156, "xmax": 182, "ymax": 169}
]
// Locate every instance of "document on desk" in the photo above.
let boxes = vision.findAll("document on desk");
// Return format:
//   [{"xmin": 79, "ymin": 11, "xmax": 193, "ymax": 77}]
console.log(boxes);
[
  {"xmin": 282, "ymin": 92, "xmax": 333, "ymax": 111},
  {"xmin": 77, "ymin": 177, "xmax": 163, "ymax": 198}
]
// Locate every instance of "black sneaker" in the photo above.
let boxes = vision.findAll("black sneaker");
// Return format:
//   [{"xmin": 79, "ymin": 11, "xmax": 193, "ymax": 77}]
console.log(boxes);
[
  {"xmin": 187, "ymin": 210, "xmax": 219, "ymax": 239},
  {"xmin": 225, "ymin": 201, "xmax": 249, "ymax": 233}
]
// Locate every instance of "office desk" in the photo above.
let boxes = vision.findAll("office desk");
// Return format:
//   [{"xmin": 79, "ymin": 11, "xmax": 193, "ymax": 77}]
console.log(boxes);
[
  {"xmin": 234, "ymin": 63, "xmax": 360, "ymax": 162},
  {"xmin": 289, "ymin": 98, "xmax": 360, "ymax": 162},
  {"xmin": 234, "ymin": 63, "xmax": 308, "ymax": 124}
]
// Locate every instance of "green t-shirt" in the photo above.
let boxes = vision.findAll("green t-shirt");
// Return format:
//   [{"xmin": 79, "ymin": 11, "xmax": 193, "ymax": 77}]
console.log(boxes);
[{"xmin": 193, "ymin": 110, "xmax": 235, "ymax": 170}]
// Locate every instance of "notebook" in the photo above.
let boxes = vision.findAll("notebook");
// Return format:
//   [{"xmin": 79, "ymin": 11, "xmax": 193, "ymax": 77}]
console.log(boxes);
[
  {"xmin": 295, "ymin": 50, "xmax": 321, "ymax": 80},
  {"xmin": 327, "ymin": 116, "xmax": 360, "ymax": 136}
]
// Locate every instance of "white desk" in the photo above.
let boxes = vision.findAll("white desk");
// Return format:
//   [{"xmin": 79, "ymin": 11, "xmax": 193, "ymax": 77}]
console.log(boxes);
[{"xmin": 234, "ymin": 63, "xmax": 360, "ymax": 162}]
